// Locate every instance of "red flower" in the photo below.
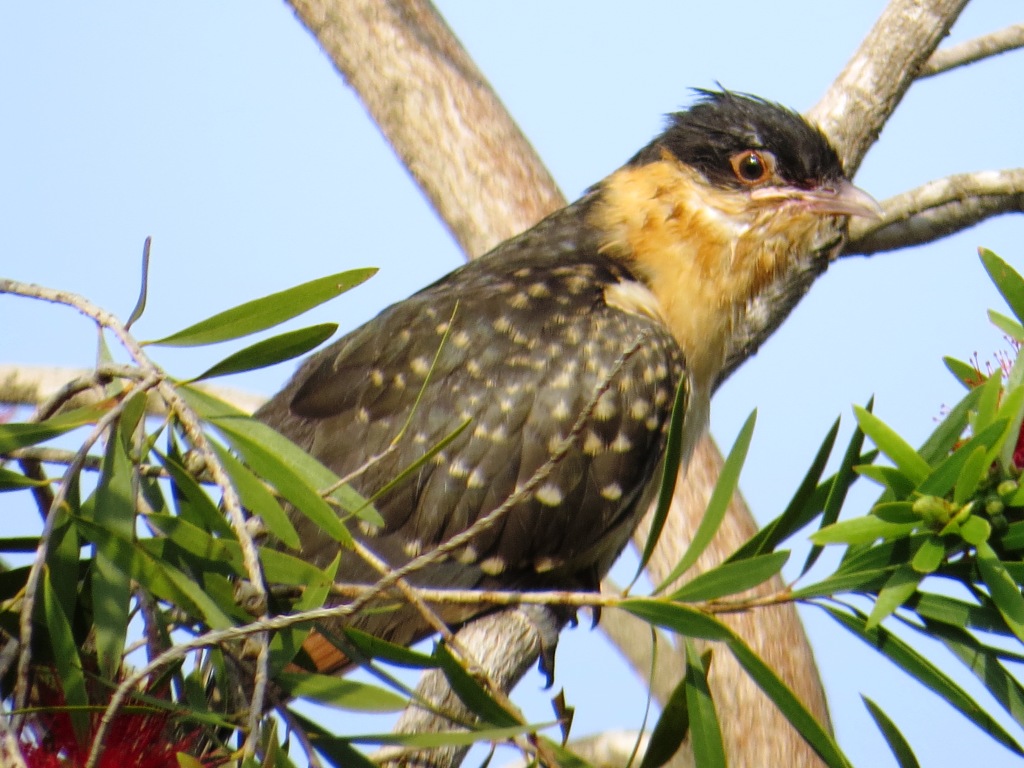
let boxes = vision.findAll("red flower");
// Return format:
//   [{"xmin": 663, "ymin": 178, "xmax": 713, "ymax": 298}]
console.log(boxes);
[{"xmin": 18, "ymin": 678, "xmax": 211, "ymax": 768}]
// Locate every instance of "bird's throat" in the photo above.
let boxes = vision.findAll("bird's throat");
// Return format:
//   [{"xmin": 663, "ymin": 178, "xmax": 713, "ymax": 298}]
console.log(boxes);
[{"xmin": 592, "ymin": 159, "xmax": 799, "ymax": 397}]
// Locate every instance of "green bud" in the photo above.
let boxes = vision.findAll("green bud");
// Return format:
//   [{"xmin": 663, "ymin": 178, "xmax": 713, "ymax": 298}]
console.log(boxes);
[
  {"xmin": 913, "ymin": 495, "xmax": 952, "ymax": 526},
  {"xmin": 998, "ymin": 479, "xmax": 1019, "ymax": 499},
  {"xmin": 986, "ymin": 497, "xmax": 1006, "ymax": 517}
]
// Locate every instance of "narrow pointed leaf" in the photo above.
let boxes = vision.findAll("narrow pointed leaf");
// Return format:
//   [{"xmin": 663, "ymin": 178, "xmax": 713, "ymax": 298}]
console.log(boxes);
[
  {"xmin": 433, "ymin": 643, "xmax": 521, "ymax": 727},
  {"xmin": 919, "ymin": 419, "xmax": 1006, "ymax": 498},
  {"xmin": 824, "ymin": 605, "xmax": 1024, "ymax": 755},
  {"xmin": 684, "ymin": 639, "xmax": 725, "ymax": 768},
  {"xmin": 726, "ymin": 633, "xmax": 851, "ymax": 768},
  {"xmin": 208, "ymin": 439, "xmax": 300, "ymax": 549},
  {"xmin": 274, "ymin": 671, "xmax": 406, "ymax": 712},
  {"xmin": 944, "ymin": 356, "xmax": 984, "ymax": 389},
  {"xmin": 732, "ymin": 416, "xmax": 840, "ymax": 560},
  {"xmin": 213, "ymin": 413, "xmax": 377, "ymax": 523},
  {"xmin": 810, "ymin": 516, "xmax": 916, "ymax": 546},
  {"xmin": 636, "ymin": 377, "xmax": 689, "ymax": 582},
  {"xmin": 638, "ymin": 671, "xmax": 690, "ymax": 768},
  {"xmin": 977, "ymin": 541, "xmax": 1024, "ymax": 645},
  {"xmin": 989, "ymin": 309, "xmax": 1024, "ymax": 342},
  {"xmin": 0, "ymin": 404, "xmax": 108, "ymax": 454},
  {"xmin": 211, "ymin": 417, "xmax": 354, "ymax": 544},
  {"xmin": 973, "ymin": 366, "xmax": 1004, "ymax": 435},
  {"xmin": 669, "ymin": 551, "xmax": 788, "ymax": 602},
  {"xmin": 655, "ymin": 410, "xmax": 755, "ymax": 591},
  {"xmin": 146, "ymin": 268, "xmax": 376, "ymax": 347},
  {"xmin": 125, "ymin": 235, "xmax": 151, "ymax": 330},
  {"xmin": 191, "ymin": 323, "xmax": 338, "ymax": 381},
  {"xmin": 862, "ymin": 696, "xmax": 920, "ymax": 768},
  {"xmin": 90, "ymin": 424, "xmax": 135, "ymax": 681},
  {"xmin": 42, "ymin": 570, "xmax": 90, "ymax": 741},
  {"xmin": 854, "ymin": 406, "xmax": 930, "ymax": 486},
  {"xmin": 954, "ymin": 445, "xmax": 990, "ymax": 506},
  {"xmin": 981, "ymin": 248, "xmax": 1024, "ymax": 326},
  {"xmin": 621, "ymin": 599, "xmax": 732, "ymax": 641},
  {"xmin": 804, "ymin": 401, "xmax": 870, "ymax": 574},
  {"xmin": 866, "ymin": 564, "xmax": 922, "ymax": 629},
  {"xmin": 919, "ymin": 384, "xmax": 983, "ymax": 463}
]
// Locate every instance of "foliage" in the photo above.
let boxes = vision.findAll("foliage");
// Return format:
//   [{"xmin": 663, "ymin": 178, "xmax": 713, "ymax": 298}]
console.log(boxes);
[{"xmin": 2, "ymin": 248, "xmax": 1024, "ymax": 767}]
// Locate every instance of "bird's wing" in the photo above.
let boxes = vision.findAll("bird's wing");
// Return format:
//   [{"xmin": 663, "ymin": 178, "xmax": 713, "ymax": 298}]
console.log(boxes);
[{"xmin": 256, "ymin": 249, "xmax": 685, "ymax": 666}]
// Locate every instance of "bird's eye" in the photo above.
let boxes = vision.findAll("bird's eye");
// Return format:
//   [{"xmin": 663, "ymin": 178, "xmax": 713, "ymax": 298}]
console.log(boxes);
[{"xmin": 729, "ymin": 150, "xmax": 772, "ymax": 185}]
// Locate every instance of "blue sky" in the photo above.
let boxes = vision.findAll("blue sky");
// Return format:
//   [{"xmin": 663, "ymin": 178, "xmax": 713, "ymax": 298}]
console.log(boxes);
[{"xmin": 1, "ymin": 3, "xmax": 1022, "ymax": 766}]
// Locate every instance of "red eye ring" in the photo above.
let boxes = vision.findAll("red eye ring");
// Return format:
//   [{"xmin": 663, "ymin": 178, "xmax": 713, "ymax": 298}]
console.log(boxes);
[{"xmin": 730, "ymin": 150, "xmax": 772, "ymax": 185}]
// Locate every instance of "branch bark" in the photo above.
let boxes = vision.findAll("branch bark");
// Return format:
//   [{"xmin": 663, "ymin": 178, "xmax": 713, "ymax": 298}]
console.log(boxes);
[{"xmin": 919, "ymin": 22, "xmax": 1024, "ymax": 78}]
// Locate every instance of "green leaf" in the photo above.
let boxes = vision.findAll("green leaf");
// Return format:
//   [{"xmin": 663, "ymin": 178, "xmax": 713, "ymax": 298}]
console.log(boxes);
[
  {"xmin": 620, "ymin": 599, "xmax": 732, "ymax": 642},
  {"xmin": 910, "ymin": 593, "xmax": 1009, "ymax": 636},
  {"xmin": 726, "ymin": 633, "xmax": 851, "ymax": 768},
  {"xmin": 862, "ymin": 696, "xmax": 920, "ymax": 768},
  {"xmin": 981, "ymin": 248, "xmax": 1024, "ymax": 326},
  {"xmin": 75, "ymin": 517, "xmax": 237, "ymax": 629},
  {"xmin": 803, "ymin": 401, "xmax": 870, "ymax": 574},
  {"xmin": 190, "ymin": 323, "xmax": 338, "ymax": 381},
  {"xmin": 635, "ymin": 377, "xmax": 690, "ymax": 583},
  {"xmin": 866, "ymin": 564, "xmax": 922, "ymax": 629},
  {"xmin": 977, "ymin": 541, "xmax": 1024, "ymax": 644},
  {"xmin": 207, "ymin": 440, "xmax": 300, "ymax": 549},
  {"xmin": 211, "ymin": 416, "xmax": 355, "ymax": 544},
  {"xmin": 0, "ymin": 466, "xmax": 49, "ymax": 490},
  {"xmin": 731, "ymin": 416, "xmax": 841, "ymax": 561},
  {"xmin": 918, "ymin": 384, "xmax": 983, "ymax": 464},
  {"xmin": 824, "ymin": 604, "xmax": 1024, "ymax": 756},
  {"xmin": 668, "ymin": 551, "xmax": 788, "ymax": 602},
  {"xmin": 269, "ymin": 554, "xmax": 338, "ymax": 674},
  {"xmin": 684, "ymin": 639, "xmax": 725, "ymax": 768},
  {"xmin": 960, "ymin": 515, "xmax": 992, "ymax": 546},
  {"xmin": 855, "ymin": 465, "xmax": 917, "ymax": 498},
  {"xmin": 146, "ymin": 268, "xmax": 376, "ymax": 347},
  {"xmin": 638, "ymin": 670, "xmax": 690, "ymax": 768},
  {"xmin": 810, "ymin": 516, "xmax": 917, "ymax": 546},
  {"xmin": 156, "ymin": 444, "xmax": 233, "ymax": 536},
  {"xmin": 656, "ymin": 410, "xmax": 755, "ymax": 591},
  {"xmin": 918, "ymin": 617, "xmax": 1024, "ymax": 730},
  {"xmin": 433, "ymin": 642, "xmax": 521, "ymax": 728},
  {"xmin": 283, "ymin": 711, "xmax": 380, "ymax": 768},
  {"xmin": 989, "ymin": 309, "xmax": 1024, "ymax": 342},
  {"xmin": 973, "ymin": 365, "xmax": 1004, "ymax": 435},
  {"xmin": 918, "ymin": 419, "xmax": 1006, "ymax": 498},
  {"xmin": 0, "ymin": 404, "xmax": 107, "ymax": 454},
  {"xmin": 994, "ymin": 382, "xmax": 1024, "ymax": 470},
  {"xmin": 274, "ymin": 671, "xmax": 407, "ymax": 712},
  {"xmin": 854, "ymin": 406, "xmax": 931, "ymax": 486},
  {"xmin": 90, "ymin": 423, "xmax": 136, "ymax": 681},
  {"xmin": 336, "ymin": 627, "xmax": 437, "ymax": 670},
  {"xmin": 954, "ymin": 445, "xmax": 990, "ymax": 506},
  {"xmin": 944, "ymin": 356, "xmax": 984, "ymax": 388},
  {"xmin": 789, "ymin": 567, "xmax": 895, "ymax": 601},
  {"xmin": 42, "ymin": 570, "xmax": 90, "ymax": 741},
  {"xmin": 910, "ymin": 536, "xmax": 945, "ymax": 574},
  {"xmin": 214, "ymin": 412, "xmax": 376, "ymax": 522}
]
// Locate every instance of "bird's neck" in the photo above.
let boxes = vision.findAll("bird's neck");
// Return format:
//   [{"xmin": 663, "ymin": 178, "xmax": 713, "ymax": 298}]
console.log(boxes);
[{"xmin": 589, "ymin": 160, "xmax": 794, "ymax": 396}]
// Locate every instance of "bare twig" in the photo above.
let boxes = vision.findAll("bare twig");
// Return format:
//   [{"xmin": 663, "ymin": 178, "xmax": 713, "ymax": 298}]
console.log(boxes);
[{"xmin": 919, "ymin": 22, "xmax": 1024, "ymax": 78}]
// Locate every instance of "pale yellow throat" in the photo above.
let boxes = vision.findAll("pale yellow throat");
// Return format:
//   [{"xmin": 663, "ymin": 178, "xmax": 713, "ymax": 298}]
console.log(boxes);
[{"xmin": 590, "ymin": 158, "xmax": 824, "ymax": 397}]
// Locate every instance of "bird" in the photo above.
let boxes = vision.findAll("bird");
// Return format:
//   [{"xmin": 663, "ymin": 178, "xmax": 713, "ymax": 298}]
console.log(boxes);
[{"xmin": 254, "ymin": 89, "xmax": 880, "ymax": 676}]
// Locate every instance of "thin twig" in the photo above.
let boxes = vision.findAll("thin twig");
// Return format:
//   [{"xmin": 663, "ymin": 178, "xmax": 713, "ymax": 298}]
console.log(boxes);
[{"xmin": 919, "ymin": 22, "xmax": 1024, "ymax": 78}]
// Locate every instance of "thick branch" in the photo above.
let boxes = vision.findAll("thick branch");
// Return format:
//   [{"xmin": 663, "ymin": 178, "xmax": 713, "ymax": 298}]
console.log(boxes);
[
  {"xmin": 808, "ymin": 0, "xmax": 969, "ymax": 177},
  {"xmin": 285, "ymin": 0, "xmax": 563, "ymax": 258}
]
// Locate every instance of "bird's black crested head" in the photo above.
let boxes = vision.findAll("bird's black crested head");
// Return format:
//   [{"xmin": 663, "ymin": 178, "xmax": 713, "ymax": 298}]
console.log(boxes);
[{"xmin": 629, "ymin": 89, "xmax": 845, "ymax": 190}]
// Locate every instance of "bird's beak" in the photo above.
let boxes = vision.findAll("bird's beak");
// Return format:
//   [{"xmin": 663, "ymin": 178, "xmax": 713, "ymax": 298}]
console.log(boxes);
[{"xmin": 751, "ymin": 179, "xmax": 883, "ymax": 219}]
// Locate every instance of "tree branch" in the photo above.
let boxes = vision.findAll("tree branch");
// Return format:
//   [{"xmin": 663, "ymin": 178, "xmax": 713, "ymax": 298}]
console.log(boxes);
[
  {"xmin": 919, "ymin": 22, "xmax": 1024, "ymax": 78},
  {"xmin": 846, "ymin": 169, "xmax": 1024, "ymax": 256}
]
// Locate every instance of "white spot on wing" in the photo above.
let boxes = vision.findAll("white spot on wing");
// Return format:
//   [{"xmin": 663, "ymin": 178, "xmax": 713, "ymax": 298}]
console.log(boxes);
[{"xmin": 536, "ymin": 483, "xmax": 564, "ymax": 506}]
